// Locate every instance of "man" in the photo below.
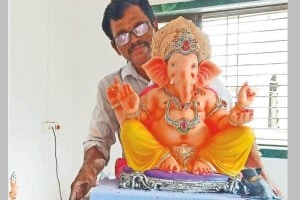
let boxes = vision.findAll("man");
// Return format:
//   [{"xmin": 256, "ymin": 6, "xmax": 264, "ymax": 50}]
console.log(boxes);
[{"xmin": 69, "ymin": 0, "xmax": 281, "ymax": 199}]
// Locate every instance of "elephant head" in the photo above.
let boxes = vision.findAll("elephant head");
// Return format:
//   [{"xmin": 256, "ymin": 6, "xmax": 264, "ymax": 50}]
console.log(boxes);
[
  {"xmin": 143, "ymin": 16, "xmax": 221, "ymax": 104},
  {"xmin": 142, "ymin": 54, "xmax": 221, "ymax": 104}
]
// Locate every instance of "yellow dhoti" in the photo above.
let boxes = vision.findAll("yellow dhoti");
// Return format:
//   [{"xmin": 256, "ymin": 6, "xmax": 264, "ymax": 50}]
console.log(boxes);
[
  {"xmin": 197, "ymin": 126, "xmax": 255, "ymax": 177},
  {"xmin": 120, "ymin": 119, "xmax": 255, "ymax": 177},
  {"xmin": 120, "ymin": 119, "xmax": 169, "ymax": 172}
]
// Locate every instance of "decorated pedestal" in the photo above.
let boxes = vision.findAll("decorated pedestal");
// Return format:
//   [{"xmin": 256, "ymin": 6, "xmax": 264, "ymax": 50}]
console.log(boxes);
[
  {"xmin": 119, "ymin": 167, "xmax": 229, "ymax": 193},
  {"xmin": 90, "ymin": 159, "xmax": 278, "ymax": 200},
  {"xmin": 90, "ymin": 179, "xmax": 249, "ymax": 200}
]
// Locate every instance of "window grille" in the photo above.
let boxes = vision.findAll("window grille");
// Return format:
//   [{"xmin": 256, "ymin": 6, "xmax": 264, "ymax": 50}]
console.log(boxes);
[{"xmin": 201, "ymin": 7, "xmax": 288, "ymax": 148}]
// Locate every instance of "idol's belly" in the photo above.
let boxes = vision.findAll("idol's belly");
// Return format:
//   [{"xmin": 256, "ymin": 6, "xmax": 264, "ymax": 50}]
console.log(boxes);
[{"xmin": 148, "ymin": 119, "xmax": 210, "ymax": 147}]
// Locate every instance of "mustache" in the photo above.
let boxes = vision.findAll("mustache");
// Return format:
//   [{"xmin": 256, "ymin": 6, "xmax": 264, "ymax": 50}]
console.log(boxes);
[{"xmin": 128, "ymin": 40, "xmax": 151, "ymax": 54}]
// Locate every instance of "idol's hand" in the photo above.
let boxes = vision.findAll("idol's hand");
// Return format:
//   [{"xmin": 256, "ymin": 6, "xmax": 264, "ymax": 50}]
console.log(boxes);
[
  {"xmin": 118, "ymin": 82, "xmax": 140, "ymax": 116},
  {"xmin": 107, "ymin": 77, "xmax": 122, "ymax": 107},
  {"xmin": 237, "ymin": 82, "xmax": 256, "ymax": 107}
]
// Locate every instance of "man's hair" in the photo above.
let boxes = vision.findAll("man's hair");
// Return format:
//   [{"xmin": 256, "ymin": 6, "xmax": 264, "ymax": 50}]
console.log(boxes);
[{"xmin": 102, "ymin": 0, "xmax": 156, "ymax": 41}]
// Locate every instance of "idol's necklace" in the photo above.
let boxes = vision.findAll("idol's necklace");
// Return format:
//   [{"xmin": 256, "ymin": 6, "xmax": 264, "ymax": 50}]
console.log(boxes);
[
  {"xmin": 162, "ymin": 87, "xmax": 201, "ymax": 134},
  {"xmin": 162, "ymin": 87, "xmax": 200, "ymax": 110}
]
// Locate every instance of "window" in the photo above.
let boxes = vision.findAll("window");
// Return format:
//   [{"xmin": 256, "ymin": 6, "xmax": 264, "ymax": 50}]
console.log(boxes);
[
  {"xmin": 202, "ymin": 7, "xmax": 287, "ymax": 148},
  {"xmin": 158, "ymin": 4, "xmax": 288, "ymax": 149}
]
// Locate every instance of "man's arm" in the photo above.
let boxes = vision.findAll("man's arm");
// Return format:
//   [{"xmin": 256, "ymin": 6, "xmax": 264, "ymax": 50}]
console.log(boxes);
[
  {"xmin": 69, "ymin": 147, "xmax": 106, "ymax": 200},
  {"xmin": 70, "ymin": 78, "xmax": 119, "ymax": 200},
  {"xmin": 245, "ymin": 143, "xmax": 283, "ymax": 197}
]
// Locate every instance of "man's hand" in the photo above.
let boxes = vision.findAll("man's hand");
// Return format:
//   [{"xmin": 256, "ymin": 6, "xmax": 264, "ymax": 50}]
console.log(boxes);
[
  {"xmin": 69, "ymin": 147, "xmax": 105, "ymax": 200},
  {"xmin": 69, "ymin": 164, "xmax": 98, "ymax": 200}
]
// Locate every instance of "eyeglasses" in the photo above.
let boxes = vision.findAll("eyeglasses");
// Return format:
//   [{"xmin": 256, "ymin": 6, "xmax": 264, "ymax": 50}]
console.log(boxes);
[{"xmin": 113, "ymin": 21, "xmax": 150, "ymax": 47}]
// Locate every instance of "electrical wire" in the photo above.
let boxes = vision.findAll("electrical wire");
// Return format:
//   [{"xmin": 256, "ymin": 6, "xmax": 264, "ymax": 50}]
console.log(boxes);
[{"xmin": 51, "ymin": 127, "xmax": 63, "ymax": 200}]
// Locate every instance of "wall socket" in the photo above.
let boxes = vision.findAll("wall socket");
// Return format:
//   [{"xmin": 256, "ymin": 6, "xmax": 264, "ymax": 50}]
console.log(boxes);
[{"xmin": 41, "ymin": 121, "xmax": 61, "ymax": 133}]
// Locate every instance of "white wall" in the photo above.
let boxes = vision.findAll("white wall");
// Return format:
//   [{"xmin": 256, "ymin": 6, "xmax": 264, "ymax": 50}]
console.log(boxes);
[
  {"xmin": 9, "ymin": 0, "xmax": 287, "ymax": 200},
  {"xmin": 262, "ymin": 158, "xmax": 288, "ymax": 198},
  {"xmin": 9, "ymin": 0, "xmax": 123, "ymax": 199}
]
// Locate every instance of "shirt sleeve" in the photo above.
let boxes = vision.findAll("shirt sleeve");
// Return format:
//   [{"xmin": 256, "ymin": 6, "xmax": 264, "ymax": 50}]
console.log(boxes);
[{"xmin": 83, "ymin": 77, "xmax": 120, "ymax": 165}]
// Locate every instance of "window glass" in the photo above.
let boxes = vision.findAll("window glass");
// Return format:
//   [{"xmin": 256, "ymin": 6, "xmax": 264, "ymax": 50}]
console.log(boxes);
[{"xmin": 202, "ymin": 9, "xmax": 288, "ymax": 147}]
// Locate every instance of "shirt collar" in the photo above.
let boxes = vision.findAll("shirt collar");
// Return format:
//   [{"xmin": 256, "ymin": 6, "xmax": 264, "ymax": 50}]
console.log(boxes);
[{"xmin": 121, "ymin": 61, "xmax": 150, "ymax": 85}]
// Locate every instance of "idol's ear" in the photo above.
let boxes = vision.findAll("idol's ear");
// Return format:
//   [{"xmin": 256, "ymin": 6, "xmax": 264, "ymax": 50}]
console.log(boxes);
[
  {"xmin": 196, "ymin": 60, "xmax": 222, "ymax": 87},
  {"xmin": 142, "ymin": 57, "xmax": 169, "ymax": 87}
]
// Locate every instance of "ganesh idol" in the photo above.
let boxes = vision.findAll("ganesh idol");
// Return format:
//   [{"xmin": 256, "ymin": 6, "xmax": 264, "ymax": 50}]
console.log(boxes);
[{"xmin": 106, "ymin": 16, "xmax": 256, "ymax": 178}]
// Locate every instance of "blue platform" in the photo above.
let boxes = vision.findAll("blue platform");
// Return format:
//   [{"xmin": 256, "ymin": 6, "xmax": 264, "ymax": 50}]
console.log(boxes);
[{"xmin": 90, "ymin": 179, "xmax": 248, "ymax": 200}]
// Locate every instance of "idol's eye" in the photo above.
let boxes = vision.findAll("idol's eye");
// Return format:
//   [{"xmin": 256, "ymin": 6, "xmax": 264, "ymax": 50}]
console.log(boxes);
[
  {"xmin": 170, "ymin": 62, "xmax": 176, "ymax": 67},
  {"xmin": 191, "ymin": 63, "xmax": 197, "ymax": 69}
]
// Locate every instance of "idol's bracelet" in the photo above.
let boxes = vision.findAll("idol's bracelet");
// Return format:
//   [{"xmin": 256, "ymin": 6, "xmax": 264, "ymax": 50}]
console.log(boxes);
[
  {"xmin": 125, "ymin": 108, "xmax": 141, "ymax": 119},
  {"xmin": 111, "ymin": 102, "xmax": 121, "ymax": 109},
  {"xmin": 228, "ymin": 116, "xmax": 243, "ymax": 127},
  {"xmin": 235, "ymin": 102, "xmax": 249, "ymax": 112}
]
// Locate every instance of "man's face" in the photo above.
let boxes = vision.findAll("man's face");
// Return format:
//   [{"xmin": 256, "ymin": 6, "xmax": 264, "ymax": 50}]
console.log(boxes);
[{"xmin": 110, "ymin": 5, "xmax": 155, "ymax": 68}]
